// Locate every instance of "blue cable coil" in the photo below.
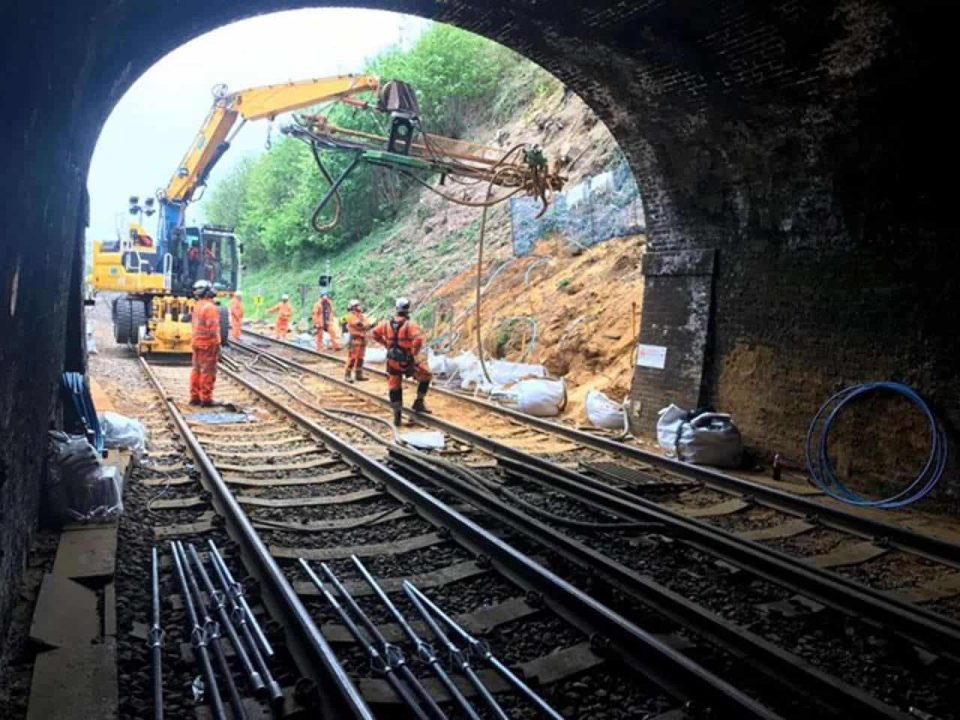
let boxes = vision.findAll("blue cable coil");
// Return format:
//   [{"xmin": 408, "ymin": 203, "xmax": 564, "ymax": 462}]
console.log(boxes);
[
  {"xmin": 61, "ymin": 371, "xmax": 104, "ymax": 453},
  {"xmin": 805, "ymin": 381, "xmax": 947, "ymax": 508}
]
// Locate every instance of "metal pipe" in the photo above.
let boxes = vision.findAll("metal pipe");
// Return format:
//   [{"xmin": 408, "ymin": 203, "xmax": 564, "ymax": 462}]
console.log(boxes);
[
  {"xmin": 149, "ymin": 546, "xmax": 164, "ymax": 720},
  {"xmin": 186, "ymin": 544, "xmax": 265, "ymax": 696},
  {"xmin": 319, "ymin": 563, "xmax": 448, "ymax": 720},
  {"xmin": 206, "ymin": 542, "xmax": 284, "ymax": 704},
  {"xmin": 406, "ymin": 582, "xmax": 564, "ymax": 720},
  {"xmin": 351, "ymin": 556, "xmax": 481, "ymax": 720},
  {"xmin": 208, "ymin": 540, "xmax": 274, "ymax": 658},
  {"xmin": 298, "ymin": 559, "xmax": 431, "ymax": 720},
  {"xmin": 170, "ymin": 540, "xmax": 227, "ymax": 720},
  {"xmin": 176, "ymin": 541, "xmax": 249, "ymax": 720},
  {"xmin": 402, "ymin": 582, "xmax": 509, "ymax": 720}
]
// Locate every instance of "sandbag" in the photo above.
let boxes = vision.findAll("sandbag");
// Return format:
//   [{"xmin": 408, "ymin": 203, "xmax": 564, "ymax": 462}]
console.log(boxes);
[
  {"xmin": 586, "ymin": 390, "xmax": 626, "ymax": 429},
  {"xmin": 493, "ymin": 378, "xmax": 566, "ymax": 417},
  {"xmin": 657, "ymin": 405, "xmax": 742, "ymax": 468},
  {"xmin": 460, "ymin": 358, "xmax": 547, "ymax": 393},
  {"xmin": 100, "ymin": 411, "xmax": 148, "ymax": 456},
  {"xmin": 46, "ymin": 431, "xmax": 123, "ymax": 525}
]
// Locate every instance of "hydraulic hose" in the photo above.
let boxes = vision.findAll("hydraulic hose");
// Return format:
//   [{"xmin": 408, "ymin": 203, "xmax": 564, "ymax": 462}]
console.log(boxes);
[
  {"xmin": 62, "ymin": 371, "xmax": 104, "ymax": 452},
  {"xmin": 804, "ymin": 382, "xmax": 947, "ymax": 508}
]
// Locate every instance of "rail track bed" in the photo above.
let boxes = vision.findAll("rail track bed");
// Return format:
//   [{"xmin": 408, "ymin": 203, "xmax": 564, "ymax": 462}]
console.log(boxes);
[
  {"xmin": 141, "ymin": 360, "xmax": 762, "ymax": 719},
  {"xmin": 227, "ymin": 331, "xmax": 960, "ymax": 719}
]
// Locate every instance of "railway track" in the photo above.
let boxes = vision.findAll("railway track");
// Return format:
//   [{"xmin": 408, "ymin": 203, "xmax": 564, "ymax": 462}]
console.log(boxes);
[
  {"xmin": 138, "ymin": 357, "xmax": 791, "ymax": 719},
  {"xmin": 228, "ymin": 330, "xmax": 960, "ymax": 718}
]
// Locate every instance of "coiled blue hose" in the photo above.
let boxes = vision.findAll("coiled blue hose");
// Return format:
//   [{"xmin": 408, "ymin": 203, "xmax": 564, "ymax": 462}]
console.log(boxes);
[
  {"xmin": 61, "ymin": 371, "xmax": 104, "ymax": 453},
  {"xmin": 805, "ymin": 381, "xmax": 947, "ymax": 508}
]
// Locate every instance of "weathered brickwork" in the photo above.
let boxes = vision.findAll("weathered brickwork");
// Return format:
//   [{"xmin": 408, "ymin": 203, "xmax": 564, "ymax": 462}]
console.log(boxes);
[{"xmin": 1, "ymin": 0, "xmax": 958, "ymax": 654}]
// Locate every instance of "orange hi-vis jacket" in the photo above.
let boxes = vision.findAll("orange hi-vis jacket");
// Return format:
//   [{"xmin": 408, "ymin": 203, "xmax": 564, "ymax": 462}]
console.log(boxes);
[
  {"xmin": 268, "ymin": 301, "xmax": 293, "ymax": 322},
  {"xmin": 230, "ymin": 296, "xmax": 244, "ymax": 324},
  {"xmin": 312, "ymin": 296, "xmax": 335, "ymax": 328},
  {"xmin": 345, "ymin": 309, "xmax": 370, "ymax": 340},
  {"xmin": 373, "ymin": 316, "xmax": 425, "ymax": 366},
  {"xmin": 191, "ymin": 298, "xmax": 221, "ymax": 349}
]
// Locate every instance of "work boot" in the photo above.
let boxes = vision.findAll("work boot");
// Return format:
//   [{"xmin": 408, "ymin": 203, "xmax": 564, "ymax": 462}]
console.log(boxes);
[
  {"xmin": 354, "ymin": 369, "xmax": 368, "ymax": 382},
  {"xmin": 391, "ymin": 402, "xmax": 403, "ymax": 427},
  {"xmin": 412, "ymin": 380, "xmax": 432, "ymax": 414},
  {"xmin": 201, "ymin": 400, "xmax": 214, "ymax": 407},
  {"xmin": 344, "ymin": 368, "xmax": 353, "ymax": 384},
  {"xmin": 189, "ymin": 398, "xmax": 201, "ymax": 406},
  {"xmin": 412, "ymin": 397, "xmax": 432, "ymax": 414}
]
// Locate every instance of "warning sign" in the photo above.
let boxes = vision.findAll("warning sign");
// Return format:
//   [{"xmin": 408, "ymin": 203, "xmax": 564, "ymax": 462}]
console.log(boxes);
[
  {"xmin": 253, "ymin": 294, "xmax": 263, "ymax": 307},
  {"xmin": 636, "ymin": 344, "xmax": 667, "ymax": 369}
]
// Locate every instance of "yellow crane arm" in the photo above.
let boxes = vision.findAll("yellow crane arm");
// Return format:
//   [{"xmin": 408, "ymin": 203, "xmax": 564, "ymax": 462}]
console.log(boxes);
[{"xmin": 164, "ymin": 73, "xmax": 381, "ymax": 203}]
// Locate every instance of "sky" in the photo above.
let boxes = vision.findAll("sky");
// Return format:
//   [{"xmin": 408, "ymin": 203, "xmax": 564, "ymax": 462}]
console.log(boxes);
[{"xmin": 87, "ymin": 9, "xmax": 429, "ymax": 241}]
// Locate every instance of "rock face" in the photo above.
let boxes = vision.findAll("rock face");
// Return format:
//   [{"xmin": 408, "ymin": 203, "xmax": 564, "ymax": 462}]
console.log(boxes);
[{"xmin": 1, "ymin": 0, "xmax": 959, "ymax": 651}]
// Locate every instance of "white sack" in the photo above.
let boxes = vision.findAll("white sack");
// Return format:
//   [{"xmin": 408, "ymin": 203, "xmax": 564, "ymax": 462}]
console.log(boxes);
[
  {"xmin": 493, "ymin": 378, "xmax": 566, "ymax": 417},
  {"xmin": 657, "ymin": 405, "xmax": 742, "ymax": 468},
  {"xmin": 100, "ymin": 411, "xmax": 148, "ymax": 456},
  {"xmin": 586, "ymin": 390, "xmax": 626, "ymax": 429}
]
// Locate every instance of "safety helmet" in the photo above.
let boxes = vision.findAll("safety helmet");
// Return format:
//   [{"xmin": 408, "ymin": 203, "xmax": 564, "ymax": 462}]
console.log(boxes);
[
  {"xmin": 234, "ymin": 290, "xmax": 242, "ymax": 297},
  {"xmin": 348, "ymin": 299, "xmax": 361, "ymax": 310},
  {"xmin": 395, "ymin": 297, "xmax": 411, "ymax": 314},
  {"xmin": 193, "ymin": 279, "xmax": 214, "ymax": 298},
  {"xmin": 320, "ymin": 289, "xmax": 330, "ymax": 297},
  {"xmin": 281, "ymin": 294, "xmax": 289, "ymax": 301}
]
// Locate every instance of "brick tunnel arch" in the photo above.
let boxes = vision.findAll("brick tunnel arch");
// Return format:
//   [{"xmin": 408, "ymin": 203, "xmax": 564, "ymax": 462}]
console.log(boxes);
[{"xmin": 2, "ymin": 0, "xmax": 959, "ymax": 644}]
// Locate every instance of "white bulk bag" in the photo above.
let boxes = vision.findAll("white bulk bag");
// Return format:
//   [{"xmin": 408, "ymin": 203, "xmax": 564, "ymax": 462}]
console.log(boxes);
[
  {"xmin": 657, "ymin": 405, "xmax": 742, "ymax": 468},
  {"xmin": 586, "ymin": 390, "xmax": 626, "ymax": 429},
  {"xmin": 494, "ymin": 378, "xmax": 566, "ymax": 417}
]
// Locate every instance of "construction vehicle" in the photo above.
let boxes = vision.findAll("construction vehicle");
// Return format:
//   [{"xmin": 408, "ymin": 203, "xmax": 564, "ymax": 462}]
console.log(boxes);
[
  {"xmin": 91, "ymin": 74, "xmax": 382, "ymax": 354},
  {"xmin": 91, "ymin": 73, "xmax": 567, "ymax": 355}
]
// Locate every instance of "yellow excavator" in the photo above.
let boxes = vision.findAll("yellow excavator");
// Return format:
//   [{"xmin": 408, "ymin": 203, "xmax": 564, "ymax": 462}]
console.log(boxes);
[
  {"xmin": 90, "ymin": 74, "xmax": 381, "ymax": 354},
  {"xmin": 90, "ymin": 72, "xmax": 567, "ymax": 356}
]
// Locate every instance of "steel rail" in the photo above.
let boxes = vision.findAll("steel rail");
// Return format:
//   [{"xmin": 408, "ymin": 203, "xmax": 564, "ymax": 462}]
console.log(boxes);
[
  {"xmin": 139, "ymin": 358, "xmax": 374, "ymax": 720},
  {"xmin": 388, "ymin": 448, "xmax": 910, "ymax": 720},
  {"xmin": 226, "ymin": 343, "xmax": 960, "ymax": 659},
  {"xmin": 240, "ymin": 330, "xmax": 960, "ymax": 569},
  {"xmin": 219, "ymin": 362, "xmax": 782, "ymax": 720}
]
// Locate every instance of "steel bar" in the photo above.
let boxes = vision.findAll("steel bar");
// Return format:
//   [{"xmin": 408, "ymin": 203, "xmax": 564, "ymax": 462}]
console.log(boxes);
[
  {"xmin": 170, "ymin": 540, "xmax": 227, "ymax": 720},
  {"xmin": 149, "ymin": 546, "xmax": 164, "ymax": 720},
  {"xmin": 187, "ymin": 544, "xmax": 265, "ymax": 696},
  {"xmin": 206, "ymin": 541, "xmax": 284, "ymax": 704},
  {"xmin": 406, "ymin": 582, "xmax": 564, "ymax": 720},
  {"xmin": 351, "ymin": 555, "xmax": 481, "ymax": 720},
  {"xmin": 207, "ymin": 541, "xmax": 274, "ymax": 658},
  {"xmin": 298, "ymin": 559, "xmax": 431, "ymax": 720},
  {"xmin": 176, "ymin": 541, "xmax": 248, "ymax": 720},
  {"xmin": 319, "ymin": 562, "xmax": 449, "ymax": 720},
  {"xmin": 402, "ymin": 581, "xmax": 509, "ymax": 720}
]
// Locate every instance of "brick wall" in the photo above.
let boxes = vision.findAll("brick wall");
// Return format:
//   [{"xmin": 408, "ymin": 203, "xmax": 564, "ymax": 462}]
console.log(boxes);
[{"xmin": 2, "ymin": 0, "xmax": 959, "ymax": 655}]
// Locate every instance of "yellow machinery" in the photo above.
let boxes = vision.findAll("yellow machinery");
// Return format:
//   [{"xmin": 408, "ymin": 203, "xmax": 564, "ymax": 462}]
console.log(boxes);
[
  {"xmin": 89, "ymin": 72, "xmax": 566, "ymax": 355},
  {"xmin": 90, "ymin": 74, "xmax": 382, "ymax": 355}
]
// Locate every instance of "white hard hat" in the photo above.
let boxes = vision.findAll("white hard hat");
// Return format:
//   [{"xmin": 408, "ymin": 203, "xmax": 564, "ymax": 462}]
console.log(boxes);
[
  {"xmin": 395, "ymin": 297, "xmax": 411, "ymax": 313},
  {"xmin": 348, "ymin": 299, "xmax": 361, "ymax": 310},
  {"xmin": 234, "ymin": 290, "xmax": 242, "ymax": 297},
  {"xmin": 281, "ymin": 294, "xmax": 289, "ymax": 301}
]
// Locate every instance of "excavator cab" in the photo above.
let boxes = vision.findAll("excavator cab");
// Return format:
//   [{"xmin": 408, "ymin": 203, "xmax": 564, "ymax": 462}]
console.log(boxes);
[{"xmin": 169, "ymin": 225, "xmax": 241, "ymax": 296}]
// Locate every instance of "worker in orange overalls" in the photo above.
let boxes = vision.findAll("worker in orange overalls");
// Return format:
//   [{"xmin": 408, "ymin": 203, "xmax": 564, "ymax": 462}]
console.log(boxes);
[
  {"xmin": 266, "ymin": 294, "xmax": 294, "ymax": 338},
  {"xmin": 189, "ymin": 280, "xmax": 221, "ymax": 406},
  {"xmin": 372, "ymin": 297, "xmax": 433, "ymax": 426},
  {"xmin": 229, "ymin": 290, "xmax": 244, "ymax": 341},
  {"xmin": 343, "ymin": 299, "xmax": 372, "ymax": 383},
  {"xmin": 311, "ymin": 289, "xmax": 341, "ymax": 351}
]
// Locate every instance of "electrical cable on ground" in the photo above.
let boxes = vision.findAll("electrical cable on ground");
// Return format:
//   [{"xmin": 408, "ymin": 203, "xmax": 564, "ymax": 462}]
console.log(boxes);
[{"xmin": 804, "ymin": 381, "xmax": 947, "ymax": 508}]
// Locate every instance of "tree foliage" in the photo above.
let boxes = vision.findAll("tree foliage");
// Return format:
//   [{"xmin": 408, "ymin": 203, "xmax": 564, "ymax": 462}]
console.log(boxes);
[{"xmin": 203, "ymin": 23, "xmax": 523, "ymax": 266}]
